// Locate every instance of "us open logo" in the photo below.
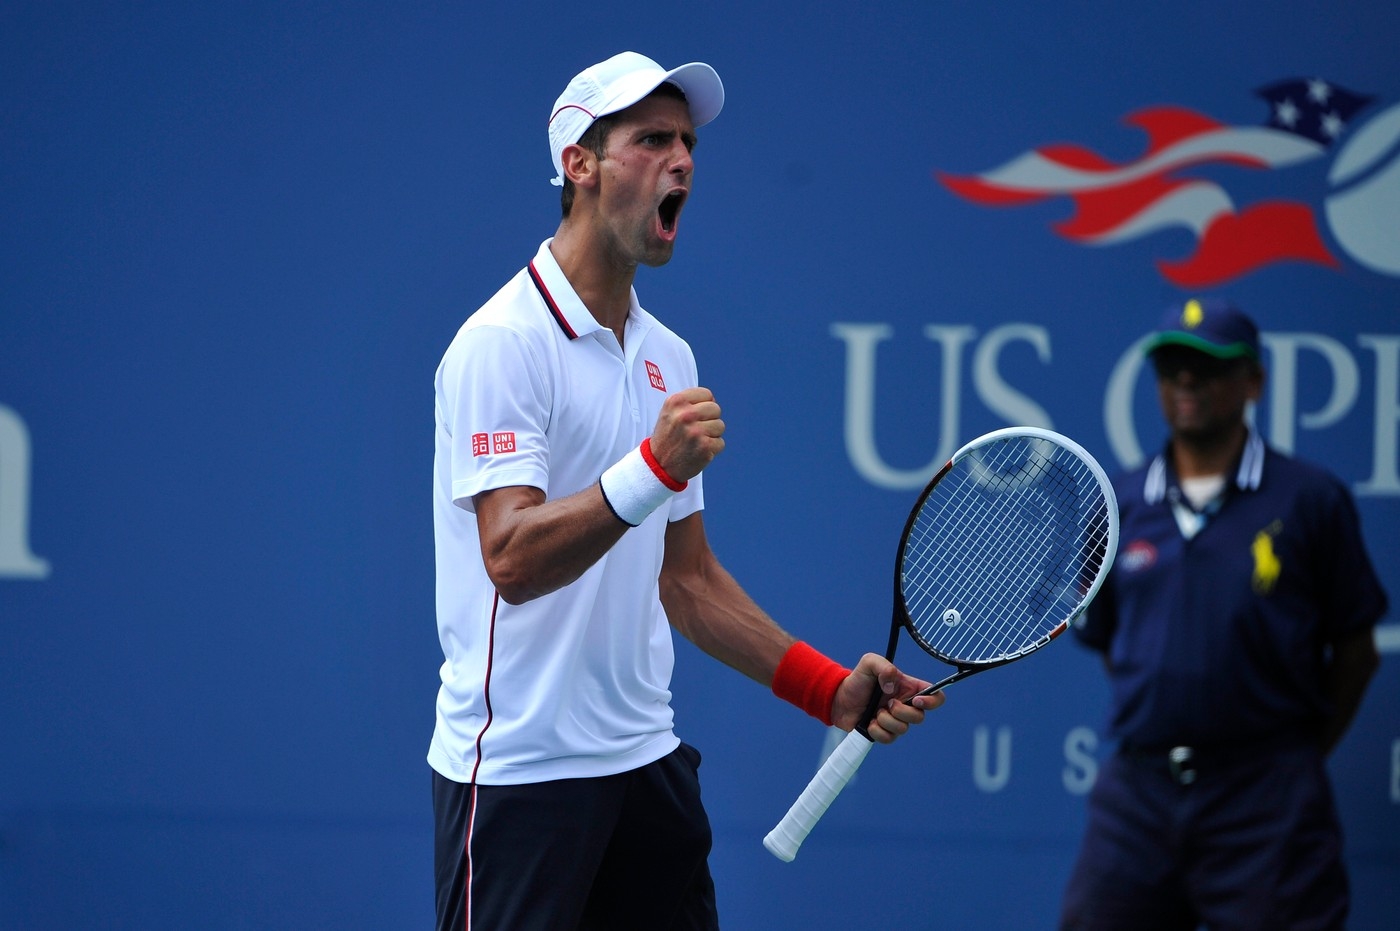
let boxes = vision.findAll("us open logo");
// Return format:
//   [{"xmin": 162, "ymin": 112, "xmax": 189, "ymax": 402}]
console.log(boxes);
[
  {"xmin": 0, "ymin": 404, "xmax": 50, "ymax": 579},
  {"xmin": 940, "ymin": 79, "xmax": 1400, "ymax": 283}
]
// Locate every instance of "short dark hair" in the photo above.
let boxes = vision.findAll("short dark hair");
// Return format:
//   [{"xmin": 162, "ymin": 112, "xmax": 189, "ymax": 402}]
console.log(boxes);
[{"xmin": 559, "ymin": 82, "xmax": 688, "ymax": 218}]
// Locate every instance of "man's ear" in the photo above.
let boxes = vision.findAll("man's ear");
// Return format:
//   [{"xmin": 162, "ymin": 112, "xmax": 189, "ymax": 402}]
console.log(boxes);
[
  {"xmin": 1247, "ymin": 364, "xmax": 1266, "ymax": 402},
  {"xmin": 561, "ymin": 143, "xmax": 598, "ymax": 189}
]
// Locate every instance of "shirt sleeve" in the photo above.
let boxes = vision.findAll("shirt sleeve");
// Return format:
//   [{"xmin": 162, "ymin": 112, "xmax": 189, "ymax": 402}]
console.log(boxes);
[
  {"xmin": 1073, "ymin": 569, "xmax": 1117, "ymax": 652},
  {"xmin": 1309, "ymin": 476, "xmax": 1389, "ymax": 639},
  {"xmin": 438, "ymin": 324, "xmax": 551, "ymax": 513}
]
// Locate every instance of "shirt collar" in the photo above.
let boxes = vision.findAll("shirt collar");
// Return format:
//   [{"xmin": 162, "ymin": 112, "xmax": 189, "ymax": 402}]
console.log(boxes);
[
  {"xmin": 527, "ymin": 238, "xmax": 641, "ymax": 343},
  {"xmin": 1144, "ymin": 426, "xmax": 1265, "ymax": 505}
]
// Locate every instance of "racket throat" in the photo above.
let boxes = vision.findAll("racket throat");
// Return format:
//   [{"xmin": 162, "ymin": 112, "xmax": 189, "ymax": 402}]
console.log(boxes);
[{"xmin": 917, "ymin": 665, "xmax": 977, "ymax": 697}]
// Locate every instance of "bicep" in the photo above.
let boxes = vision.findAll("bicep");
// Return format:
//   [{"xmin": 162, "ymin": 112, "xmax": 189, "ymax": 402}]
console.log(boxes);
[
  {"xmin": 659, "ymin": 513, "xmax": 714, "ymax": 617},
  {"xmin": 1328, "ymin": 625, "xmax": 1380, "ymax": 682},
  {"xmin": 471, "ymin": 482, "xmax": 625, "ymax": 604},
  {"xmin": 662, "ymin": 511, "xmax": 708, "ymax": 567},
  {"xmin": 474, "ymin": 484, "xmax": 548, "ymax": 558}
]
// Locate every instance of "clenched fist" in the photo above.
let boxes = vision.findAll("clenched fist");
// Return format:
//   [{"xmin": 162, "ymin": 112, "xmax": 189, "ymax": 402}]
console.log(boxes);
[{"xmin": 648, "ymin": 387, "xmax": 725, "ymax": 482}]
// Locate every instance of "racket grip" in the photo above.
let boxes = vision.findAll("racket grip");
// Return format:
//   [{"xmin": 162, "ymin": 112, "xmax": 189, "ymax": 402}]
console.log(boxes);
[{"xmin": 763, "ymin": 729, "xmax": 874, "ymax": 862}]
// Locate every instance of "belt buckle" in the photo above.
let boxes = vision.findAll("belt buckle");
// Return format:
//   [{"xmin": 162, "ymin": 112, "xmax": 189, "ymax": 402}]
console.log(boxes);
[{"xmin": 1168, "ymin": 746, "xmax": 1197, "ymax": 785}]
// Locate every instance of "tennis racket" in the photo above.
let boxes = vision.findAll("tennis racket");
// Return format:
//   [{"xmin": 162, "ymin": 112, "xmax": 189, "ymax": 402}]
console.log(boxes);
[{"xmin": 763, "ymin": 426, "xmax": 1119, "ymax": 861}]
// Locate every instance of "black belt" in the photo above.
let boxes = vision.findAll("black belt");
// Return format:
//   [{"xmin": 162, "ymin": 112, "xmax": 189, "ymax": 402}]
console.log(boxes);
[{"xmin": 1119, "ymin": 735, "xmax": 1311, "ymax": 787}]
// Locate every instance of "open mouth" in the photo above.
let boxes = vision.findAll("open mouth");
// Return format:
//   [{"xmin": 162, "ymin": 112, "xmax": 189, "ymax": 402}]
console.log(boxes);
[{"xmin": 659, "ymin": 190, "xmax": 686, "ymax": 233}]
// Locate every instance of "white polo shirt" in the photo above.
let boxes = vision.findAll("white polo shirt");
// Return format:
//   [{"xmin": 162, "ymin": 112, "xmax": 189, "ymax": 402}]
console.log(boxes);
[{"xmin": 429, "ymin": 239, "xmax": 704, "ymax": 785}]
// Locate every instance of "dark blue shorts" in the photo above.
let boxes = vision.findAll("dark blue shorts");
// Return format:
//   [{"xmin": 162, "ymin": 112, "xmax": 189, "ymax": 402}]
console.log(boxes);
[
  {"xmin": 433, "ymin": 743, "xmax": 718, "ymax": 931},
  {"xmin": 1060, "ymin": 740, "xmax": 1347, "ymax": 930}
]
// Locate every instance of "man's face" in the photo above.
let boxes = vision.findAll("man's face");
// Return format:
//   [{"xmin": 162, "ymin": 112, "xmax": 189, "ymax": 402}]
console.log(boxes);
[
  {"xmin": 1151, "ymin": 345, "xmax": 1263, "ymax": 441},
  {"xmin": 591, "ymin": 93, "xmax": 697, "ymax": 268}
]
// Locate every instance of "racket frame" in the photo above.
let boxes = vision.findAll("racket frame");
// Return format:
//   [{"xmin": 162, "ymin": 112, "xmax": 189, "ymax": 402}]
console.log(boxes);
[
  {"xmin": 767, "ymin": 427, "xmax": 1120, "ymax": 861},
  {"xmin": 879, "ymin": 426, "xmax": 1119, "ymax": 708}
]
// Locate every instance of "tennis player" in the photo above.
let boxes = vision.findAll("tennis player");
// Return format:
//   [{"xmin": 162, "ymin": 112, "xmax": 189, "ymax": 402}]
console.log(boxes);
[{"xmin": 429, "ymin": 51, "xmax": 943, "ymax": 930}]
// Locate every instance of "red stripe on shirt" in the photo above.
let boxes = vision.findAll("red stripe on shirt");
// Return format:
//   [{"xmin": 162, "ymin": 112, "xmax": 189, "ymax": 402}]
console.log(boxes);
[
  {"xmin": 464, "ymin": 591, "xmax": 500, "ymax": 931},
  {"xmin": 528, "ymin": 261, "xmax": 578, "ymax": 340}
]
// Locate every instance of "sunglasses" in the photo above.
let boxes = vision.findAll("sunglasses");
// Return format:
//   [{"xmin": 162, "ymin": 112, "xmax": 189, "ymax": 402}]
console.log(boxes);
[{"xmin": 1151, "ymin": 347, "xmax": 1252, "ymax": 381}]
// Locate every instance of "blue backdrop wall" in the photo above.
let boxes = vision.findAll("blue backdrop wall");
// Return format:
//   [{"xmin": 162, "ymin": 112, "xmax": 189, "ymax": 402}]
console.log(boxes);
[{"xmin": 3, "ymin": 2, "xmax": 1398, "ymax": 928}]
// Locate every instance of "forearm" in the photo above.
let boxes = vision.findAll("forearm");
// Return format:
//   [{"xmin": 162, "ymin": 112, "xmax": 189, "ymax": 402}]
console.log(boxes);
[
  {"xmin": 658, "ymin": 515, "xmax": 937, "ymax": 737},
  {"xmin": 1320, "ymin": 628, "xmax": 1380, "ymax": 754},
  {"xmin": 476, "ymin": 484, "xmax": 627, "ymax": 604},
  {"xmin": 659, "ymin": 550, "xmax": 794, "ymax": 685},
  {"xmin": 659, "ymin": 514, "xmax": 794, "ymax": 684}
]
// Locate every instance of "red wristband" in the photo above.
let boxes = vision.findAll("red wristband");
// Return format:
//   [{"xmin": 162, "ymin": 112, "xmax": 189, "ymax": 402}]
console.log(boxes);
[
  {"xmin": 640, "ymin": 437, "xmax": 687, "ymax": 492},
  {"xmin": 771, "ymin": 641, "xmax": 851, "ymax": 726}
]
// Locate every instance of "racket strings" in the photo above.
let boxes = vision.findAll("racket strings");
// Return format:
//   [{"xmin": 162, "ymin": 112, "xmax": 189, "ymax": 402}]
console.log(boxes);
[
  {"xmin": 908, "ymin": 494, "xmax": 1055, "ymax": 660},
  {"xmin": 900, "ymin": 437, "xmax": 1112, "ymax": 665}
]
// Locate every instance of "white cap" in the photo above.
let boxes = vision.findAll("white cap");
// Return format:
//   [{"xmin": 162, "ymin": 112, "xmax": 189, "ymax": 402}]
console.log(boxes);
[{"xmin": 547, "ymin": 51, "xmax": 725, "ymax": 186}]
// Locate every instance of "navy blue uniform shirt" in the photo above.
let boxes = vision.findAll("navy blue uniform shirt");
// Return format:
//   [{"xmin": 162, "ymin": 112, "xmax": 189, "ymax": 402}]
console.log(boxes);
[{"xmin": 1075, "ymin": 431, "xmax": 1388, "ymax": 749}]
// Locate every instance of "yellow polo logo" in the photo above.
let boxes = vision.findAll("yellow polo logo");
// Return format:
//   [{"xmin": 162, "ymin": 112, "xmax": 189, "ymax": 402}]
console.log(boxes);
[
  {"xmin": 1251, "ymin": 521, "xmax": 1282, "ymax": 594},
  {"xmin": 1182, "ymin": 298, "xmax": 1205, "ymax": 329}
]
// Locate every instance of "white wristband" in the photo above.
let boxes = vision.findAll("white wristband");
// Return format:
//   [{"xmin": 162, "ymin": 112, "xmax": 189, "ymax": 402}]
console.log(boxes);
[{"xmin": 600, "ymin": 439, "xmax": 687, "ymax": 527}]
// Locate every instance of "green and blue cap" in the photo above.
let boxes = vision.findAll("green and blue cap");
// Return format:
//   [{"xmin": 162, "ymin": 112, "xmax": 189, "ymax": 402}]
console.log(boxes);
[{"xmin": 1143, "ymin": 297, "xmax": 1260, "ymax": 360}]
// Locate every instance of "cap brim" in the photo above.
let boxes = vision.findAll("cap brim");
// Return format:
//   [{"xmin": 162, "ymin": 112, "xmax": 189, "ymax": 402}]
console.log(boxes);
[
  {"xmin": 596, "ymin": 61, "xmax": 724, "ymax": 127},
  {"xmin": 660, "ymin": 62, "xmax": 724, "ymax": 126},
  {"xmin": 1143, "ymin": 333, "xmax": 1257, "ymax": 359}
]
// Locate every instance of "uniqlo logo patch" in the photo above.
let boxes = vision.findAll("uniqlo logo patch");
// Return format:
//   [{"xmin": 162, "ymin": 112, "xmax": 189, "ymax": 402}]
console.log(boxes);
[
  {"xmin": 471, "ymin": 432, "xmax": 516, "ymax": 457},
  {"xmin": 645, "ymin": 360, "xmax": 667, "ymax": 392}
]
